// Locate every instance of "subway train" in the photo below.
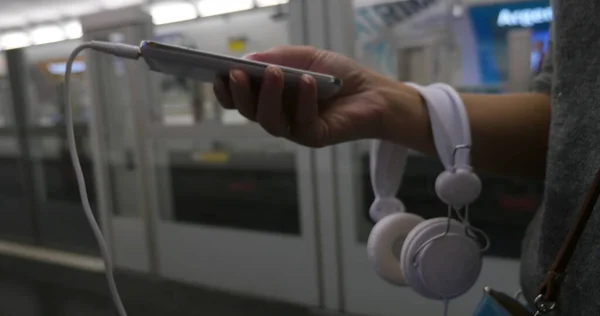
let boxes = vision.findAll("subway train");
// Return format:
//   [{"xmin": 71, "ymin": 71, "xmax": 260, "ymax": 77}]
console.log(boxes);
[{"xmin": 0, "ymin": 3, "xmax": 542, "ymax": 259}]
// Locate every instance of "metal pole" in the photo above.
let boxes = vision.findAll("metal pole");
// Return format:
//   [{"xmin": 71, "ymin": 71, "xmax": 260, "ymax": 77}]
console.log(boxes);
[{"xmin": 5, "ymin": 48, "xmax": 41, "ymax": 243}]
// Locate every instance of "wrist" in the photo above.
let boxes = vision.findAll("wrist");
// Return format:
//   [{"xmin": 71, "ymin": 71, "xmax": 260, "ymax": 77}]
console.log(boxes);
[{"xmin": 377, "ymin": 79, "xmax": 434, "ymax": 154}]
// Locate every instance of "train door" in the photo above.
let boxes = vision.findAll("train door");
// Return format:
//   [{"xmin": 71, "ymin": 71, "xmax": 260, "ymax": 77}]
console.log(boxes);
[
  {"xmin": 81, "ymin": 6, "xmax": 322, "ymax": 306},
  {"xmin": 144, "ymin": 11, "xmax": 322, "ymax": 306},
  {"xmin": 81, "ymin": 8, "xmax": 155, "ymax": 272}
]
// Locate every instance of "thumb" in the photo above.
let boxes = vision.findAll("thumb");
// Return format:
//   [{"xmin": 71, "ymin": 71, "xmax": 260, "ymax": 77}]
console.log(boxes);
[{"xmin": 244, "ymin": 45, "xmax": 320, "ymax": 70}]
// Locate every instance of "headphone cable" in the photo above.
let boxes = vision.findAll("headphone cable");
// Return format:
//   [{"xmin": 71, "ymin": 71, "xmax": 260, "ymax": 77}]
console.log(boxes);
[{"xmin": 64, "ymin": 42, "xmax": 141, "ymax": 316}]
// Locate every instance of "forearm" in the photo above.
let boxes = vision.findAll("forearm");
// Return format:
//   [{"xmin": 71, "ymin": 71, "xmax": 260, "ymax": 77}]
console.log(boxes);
[{"xmin": 379, "ymin": 82, "xmax": 551, "ymax": 179}]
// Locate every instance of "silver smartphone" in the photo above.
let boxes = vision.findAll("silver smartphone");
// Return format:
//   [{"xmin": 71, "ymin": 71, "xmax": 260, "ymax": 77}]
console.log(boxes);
[{"xmin": 139, "ymin": 40, "xmax": 343, "ymax": 100}]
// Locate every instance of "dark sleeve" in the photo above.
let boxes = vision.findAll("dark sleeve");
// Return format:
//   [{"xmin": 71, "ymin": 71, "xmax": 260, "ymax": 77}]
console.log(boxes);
[{"xmin": 531, "ymin": 26, "xmax": 554, "ymax": 95}]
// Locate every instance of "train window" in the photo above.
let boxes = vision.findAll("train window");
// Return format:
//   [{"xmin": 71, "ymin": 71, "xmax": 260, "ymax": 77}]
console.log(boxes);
[
  {"xmin": 358, "ymin": 151, "xmax": 542, "ymax": 259},
  {"xmin": 154, "ymin": 138, "xmax": 301, "ymax": 235},
  {"xmin": 28, "ymin": 58, "xmax": 90, "ymax": 127}
]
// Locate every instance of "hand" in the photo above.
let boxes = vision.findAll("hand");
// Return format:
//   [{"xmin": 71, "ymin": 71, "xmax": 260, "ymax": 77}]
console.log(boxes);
[{"xmin": 213, "ymin": 46, "xmax": 416, "ymax": 148}]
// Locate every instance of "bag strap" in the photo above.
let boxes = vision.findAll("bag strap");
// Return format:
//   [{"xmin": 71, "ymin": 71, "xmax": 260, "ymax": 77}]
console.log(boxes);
[{"xmin": 535, "ymin": 168, "xmax": 600, "ymax": 314}]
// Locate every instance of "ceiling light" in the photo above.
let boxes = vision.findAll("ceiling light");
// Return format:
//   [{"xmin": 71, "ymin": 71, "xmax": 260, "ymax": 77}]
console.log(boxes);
[
  {"xmin": 0, "ymin": 32, "xmax": 31, "ymax": 50},
  {"xmin": 63, "ymin": 21, "xmax": 83, "ymax": 40},
  {"xmin": 196, "ymin": 0, "xmax": 254, "ymax": 17},
  {"xmin": 30, "ymin": 25, "xmax": 67, "ymax": 45},
  {"xmin": 151, "ymin": 2, "xmax": 198, "ymax": 25},
  {"xmin": 255, "ymin": 0, "xmax": 288, "ymax": 7},
  {"xmin": 101, "ymin": 0, "xmax": 144, "ymax": 9}
]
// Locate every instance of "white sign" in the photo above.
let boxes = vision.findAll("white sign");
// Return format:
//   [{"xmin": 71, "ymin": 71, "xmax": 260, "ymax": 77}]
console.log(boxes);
[{"xmin": 496, "ymin": 6, "xmax": 552, "ymax": 28}]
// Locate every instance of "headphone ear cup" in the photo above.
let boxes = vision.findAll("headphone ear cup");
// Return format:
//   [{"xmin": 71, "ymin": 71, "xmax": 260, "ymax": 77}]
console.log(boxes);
[
  {"xmin": 369, "ymin": 197, "xmax": 406, "ymax": 223},
  {"xmin": 400, "ymin": 218, "xmax": 482, "ymax": 300},
  {"xmin": 435, "ymin": 169, "xmax": 482, "ymax": 207},
  {"xmin": 367, "ymin": 212, "xmax": 424, "ymax": 285}
]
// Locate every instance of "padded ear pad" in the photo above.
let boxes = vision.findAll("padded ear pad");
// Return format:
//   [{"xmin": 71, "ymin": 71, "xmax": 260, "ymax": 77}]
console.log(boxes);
[
  {"xmin": 400, "ymin": 218, "xmax": 482, "ymax": 300},
  {"xmin": 435, "ymin": 169, "xmax": 482, "ymax": 208},
  {"xmin": 369, "ymin": 197, "xmax": 407, "ymax": 223},
  {"xmin": 367, "ymin": 212, "xmax": 424, "ymax": 285}
]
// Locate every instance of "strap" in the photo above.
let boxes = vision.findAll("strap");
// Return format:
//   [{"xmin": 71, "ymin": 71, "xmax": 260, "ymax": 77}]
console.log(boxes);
[
  {"xmin": 368, "ymin": 139, "xmax": 408, "ymax": 222},
  {"xmin": 370, "ymin": 139, "xmax": 409, "ymax": 199},
  {"xmin": 431, "ymin": 83, "xmax": 473, "ymax": 169},
  {"xmin": 371, "ymin": 83, "xmax": 468, "ymax": 198},
  {"xmin": 405, "ymin": 83, "xmax": 468, "ymax": 170},
  {"xmin": 537, "ymin": 167, "xmax": 600, "ymax": 307},
  {"xmin": 369, "ymin": 83, "xmax": 475, "ymax": 223}
]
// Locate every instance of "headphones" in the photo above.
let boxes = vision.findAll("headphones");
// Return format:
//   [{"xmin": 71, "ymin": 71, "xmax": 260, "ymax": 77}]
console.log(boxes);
[{"xmin": 367, "ymin": 83, "xmax": 488, "ymax": 301}]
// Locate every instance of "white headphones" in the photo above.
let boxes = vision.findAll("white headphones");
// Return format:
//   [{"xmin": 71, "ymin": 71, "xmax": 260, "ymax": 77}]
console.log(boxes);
[{"xmin": 367, "ymin": 83, "xmax": 488, "ymax": 301}]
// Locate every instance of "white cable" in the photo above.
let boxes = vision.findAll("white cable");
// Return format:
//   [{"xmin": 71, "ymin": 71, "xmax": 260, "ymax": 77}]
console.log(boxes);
[
  {"xmin": 454, "ymin": 206, "xmax": 491, "ymax": 252},
  {"xmin": 443, "ymin": 299, "xmax": 449, "ymax": 316},
  {"xmin": 65, "ymin": 41, "xmax": 140, "ymax": 316}
]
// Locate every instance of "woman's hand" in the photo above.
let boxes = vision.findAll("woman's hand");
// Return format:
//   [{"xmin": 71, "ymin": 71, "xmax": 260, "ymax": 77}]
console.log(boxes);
[{"xmin": 213, "ymin": 45, "xmax": 423, "ymax": 148}]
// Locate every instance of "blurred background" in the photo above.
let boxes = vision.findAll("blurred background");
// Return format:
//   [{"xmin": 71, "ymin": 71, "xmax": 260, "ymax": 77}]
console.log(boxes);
[{"xmin": 0, "ymin": 0, "xmax": 549, "ymax": 315}]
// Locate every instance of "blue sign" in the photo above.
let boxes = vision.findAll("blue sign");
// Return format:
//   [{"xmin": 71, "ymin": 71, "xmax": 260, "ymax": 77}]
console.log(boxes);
[
  {"xmin": 496, "ymin": 6, "xmax": 552, "ymax": 28},
  {"xmin": 468, "ymin": 0, "xmax": 551, "ymax": 85}
]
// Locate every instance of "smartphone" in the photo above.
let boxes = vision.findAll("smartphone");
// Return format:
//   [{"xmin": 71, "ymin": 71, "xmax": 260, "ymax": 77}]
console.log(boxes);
[{"xmin": 139, "ymin": 40, "xmax": 343, "ymax": 100}]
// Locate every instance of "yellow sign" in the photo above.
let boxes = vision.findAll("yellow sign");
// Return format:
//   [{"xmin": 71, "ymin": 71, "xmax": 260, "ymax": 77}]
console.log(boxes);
[
  {"xmin": 192, "ymin": 151, "xmax": 229, "ymax": 163},
  {"xmin": 228, "ymin": 38, "xmax": 246, "ymax": 53}
]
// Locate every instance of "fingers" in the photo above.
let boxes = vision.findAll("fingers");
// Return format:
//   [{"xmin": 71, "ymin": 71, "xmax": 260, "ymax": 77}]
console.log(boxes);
[
  {"xmin": 229, "ymin": 69, "xmax": 256, "ymax": 121},
  {"xmin": 295, "ymin": 75, "xmax": 318, "ymax": 126},
  {"xmin": 214, "ymin": 65, "xmax": 320, "ymax": 143},
  {"xmin": 256, "ymin": 66, "xmax": 286, "ymax": 137},
  {"xmin": 293, "ymin": 74, "xmax": 321, "ymax": 145},
  {"xmin": 213, "ymin": 76, "xmax": 234, "ymax": 109}
]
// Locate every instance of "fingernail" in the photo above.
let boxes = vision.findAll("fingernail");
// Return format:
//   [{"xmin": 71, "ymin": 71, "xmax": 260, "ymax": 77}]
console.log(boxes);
[
  {"xmin": 242, "ymin": 52, "xmax": 258, "ymax": 60},
  {"xmin": 301, "ymin": 74, "xmax": 313, "ymax": 85},
  {"xmin": 266, "ymin": 65, "xmax": 278, "ymax": 75},
  {"xmin": 266, "ymin": 66, "xmax": 281, "ymax": 81},
  {"xmin": 230, "ymin": 70, "xmax": 240, "ymax": 84}
]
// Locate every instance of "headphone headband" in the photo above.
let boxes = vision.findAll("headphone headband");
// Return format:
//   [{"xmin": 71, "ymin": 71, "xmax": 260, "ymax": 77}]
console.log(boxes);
[
  {"xmin": 404, "ymin": 83, "xmax": 472, "ymax": 170},
  {"xmin": 370, "ymin": 139, "xmax": 409, "ymax": 199},
  {"xmin": 432, "ymin": 83, "xmax": 472, "ymax": 169},
  {"xmin": 370, "ymin": 83, "xmax": 476, "ymax": 218},
  {"xmin": 367, "ymin": 83, "xmax": 484, "ymax": 301}
]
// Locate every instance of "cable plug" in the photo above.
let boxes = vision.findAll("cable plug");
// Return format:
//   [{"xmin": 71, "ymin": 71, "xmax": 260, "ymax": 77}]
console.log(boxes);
[{"xmin": 89, "ymin": 41, "xmax": 141, "ymax": 60}]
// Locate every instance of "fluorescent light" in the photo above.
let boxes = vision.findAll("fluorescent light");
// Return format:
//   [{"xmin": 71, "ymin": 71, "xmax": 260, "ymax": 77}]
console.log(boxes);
[
  {"xmin": 101, "ymin": 0, "xmax": 144, "ymax": 9},
  {"xmin": 63, "ymin": 21, "xmax": 83, "ymax": 39},
  {"xmin": 0, "ymin": 32, "xmax": 31, "ymax": 50},
  {"xmin": 30, "ymin": 25, "xmax": 66, "ymax": 45},
  {"xmin": 196, "ymin": 0, "xmax": 254, "ymax": 17},
  {"xmin": 256, "ymin": 0, "xmax": 288, "ymax": 7},
  {"xmin": 151, "ymin": 2, "xmax": 198, "ymax": 25}
]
